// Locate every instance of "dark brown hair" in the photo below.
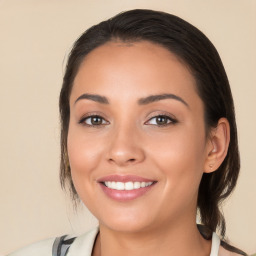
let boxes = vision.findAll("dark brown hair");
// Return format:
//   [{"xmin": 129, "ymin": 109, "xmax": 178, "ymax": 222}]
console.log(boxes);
[{"xmin": 59, "ymin": 9, "xmax": 246, "ymax": 255}]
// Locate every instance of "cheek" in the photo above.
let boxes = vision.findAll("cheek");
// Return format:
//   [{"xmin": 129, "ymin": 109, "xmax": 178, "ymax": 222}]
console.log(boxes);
[
  {"xmin": 148, "ymin": 127, "xmax": 206, "ymax": 198},
  {"xmin": 149, "ymin": 126, "xmax": 206, "ymax": 167},
  {"xmin": 67, "ymin": 125, "xmax": 104, "ymax": 190}
]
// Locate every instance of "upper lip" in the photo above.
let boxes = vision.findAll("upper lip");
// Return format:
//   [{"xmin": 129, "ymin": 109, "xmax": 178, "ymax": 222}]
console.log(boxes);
[{"xmin": 97, "ymin": 174, "xmax": 156, "ymax": 183}]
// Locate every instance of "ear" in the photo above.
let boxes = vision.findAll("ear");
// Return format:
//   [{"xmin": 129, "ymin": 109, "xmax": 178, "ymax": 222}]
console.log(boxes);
[{"xmin": 204, "ymin": 118, "xmax": 230, "ymax": 173}]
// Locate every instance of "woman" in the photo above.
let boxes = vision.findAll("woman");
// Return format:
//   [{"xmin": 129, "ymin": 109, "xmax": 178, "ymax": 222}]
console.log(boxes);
[{"xmin": 9, "ymin": 9, "xmax": 247, "ymax": 256}]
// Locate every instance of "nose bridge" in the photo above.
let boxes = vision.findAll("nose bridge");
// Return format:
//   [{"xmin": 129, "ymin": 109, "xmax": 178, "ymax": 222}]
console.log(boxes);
[{"xmin": 107, "ymin": 119, "xmax": 145, "ymax": 166}]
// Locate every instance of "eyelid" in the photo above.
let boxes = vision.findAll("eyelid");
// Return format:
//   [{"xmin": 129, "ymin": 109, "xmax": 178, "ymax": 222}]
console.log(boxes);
[
  {"xmin": 78, "ymin": 112, "xmax": 110, "ymax": 127},
  {"xmin": 77, "ymin": 111, "xmax": 177, "ymax": 127},
  {"xmin": 145, "ymin": 111, "xmax": 178, "ymax": 126}
]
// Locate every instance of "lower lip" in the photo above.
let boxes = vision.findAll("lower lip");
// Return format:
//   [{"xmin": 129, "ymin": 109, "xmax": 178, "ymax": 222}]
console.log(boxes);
[{"xmin": 99, "ymin": 183, "xmax": 156, "ymax": 201}]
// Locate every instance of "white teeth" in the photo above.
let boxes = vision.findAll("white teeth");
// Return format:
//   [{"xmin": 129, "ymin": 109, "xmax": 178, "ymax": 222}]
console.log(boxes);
[
  {"xmin": 125, "ymin": 182, "xmax": 133, "ymax": 190},
  {"xmin": 116, "ymin": 182, "xmax": 125, "ymax": 190},
  {"xmin": 103, "ymin": 181, "xmax": 153, "ymax": 190},
  {"xmin": 134, "ymin": 182, "xmax": 140, "ymax": 189}
]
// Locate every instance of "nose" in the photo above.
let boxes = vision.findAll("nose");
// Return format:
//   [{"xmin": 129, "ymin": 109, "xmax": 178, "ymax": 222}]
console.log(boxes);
[{"xmin": 106, "ymin": 125, "xmax": 145, "ymax": 167}]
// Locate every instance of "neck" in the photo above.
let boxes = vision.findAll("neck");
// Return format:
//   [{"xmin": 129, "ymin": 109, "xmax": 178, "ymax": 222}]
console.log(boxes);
[{"xmin": 92, "ymin": 217, "xmax": 211, "ymax": 256}]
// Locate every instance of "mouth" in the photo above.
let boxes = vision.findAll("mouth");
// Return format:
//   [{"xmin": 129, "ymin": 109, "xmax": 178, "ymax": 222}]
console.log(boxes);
[
  {"xmin": 102, "ymin": 181, "xmax": 154, "ymax": 190},
  {"xmin": 97, "ymin": 175, "xmax": 157, "ymax": 201}
]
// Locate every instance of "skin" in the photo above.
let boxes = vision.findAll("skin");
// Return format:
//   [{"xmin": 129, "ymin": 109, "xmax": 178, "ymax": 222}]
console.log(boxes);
[{"xmin": 67, "ymin": 41, "xmax": 232, "ymax": 256}]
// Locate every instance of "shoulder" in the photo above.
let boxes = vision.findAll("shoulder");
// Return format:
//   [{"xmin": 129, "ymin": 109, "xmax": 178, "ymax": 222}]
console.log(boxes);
[
  {"xmin": 7, "ymin": 237, "xmax": 55, "ymax": 256},
  {"xmin": 219, "ymin": 245, "xmax": 245, "ymax": 256},
  {"xmin": 67, "ymin": 227, "xmax": 99, "ymax": 256},
  {"xmin": 7, "ymin": 227, "xmax": 99, "ymax": 256}
]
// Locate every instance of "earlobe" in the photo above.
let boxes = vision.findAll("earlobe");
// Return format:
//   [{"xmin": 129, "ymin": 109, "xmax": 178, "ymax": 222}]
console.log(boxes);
[{"xmin": 204, "ymin": 118, "xmax": 230, "ymax": 173}]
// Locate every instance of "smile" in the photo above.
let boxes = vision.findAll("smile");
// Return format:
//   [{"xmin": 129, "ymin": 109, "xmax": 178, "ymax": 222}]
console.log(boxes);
[
  {"xmin": 103, "ymin": 181, "xmax": 154, "ymax": 190},
  {"xmin": 98, "ymin": 175, "xmax": 157, "ymax": 201}
]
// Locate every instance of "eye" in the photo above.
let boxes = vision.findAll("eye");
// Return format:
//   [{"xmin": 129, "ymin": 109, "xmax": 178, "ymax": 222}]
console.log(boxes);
[
  {"xmin": 146, "ymin": 115, "xmax": 177, "ymax": 126},
  {"xmin": 79, "ymin": 115, "xmax": 109, "ymax": 127}
]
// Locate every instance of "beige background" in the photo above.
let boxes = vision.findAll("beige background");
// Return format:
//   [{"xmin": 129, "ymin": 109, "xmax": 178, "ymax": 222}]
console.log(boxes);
[{"xmin": 0, "ymin": 0, "xmax": 255, "ymax": 254}]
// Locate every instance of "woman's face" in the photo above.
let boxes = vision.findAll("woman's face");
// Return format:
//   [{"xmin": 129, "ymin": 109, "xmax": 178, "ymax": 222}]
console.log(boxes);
[{"xmin": 68, "ymin": 41, "xmax": 212, "ymax": 233}]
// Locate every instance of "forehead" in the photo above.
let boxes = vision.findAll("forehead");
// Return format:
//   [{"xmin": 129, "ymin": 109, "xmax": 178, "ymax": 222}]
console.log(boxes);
[
  {"xmin": 77, "ymin": 40, "xmax": 190, "ymax": 76},
  {"xmin": 71, "ymin": 41, "xmax": 199, "ymax": 106}
]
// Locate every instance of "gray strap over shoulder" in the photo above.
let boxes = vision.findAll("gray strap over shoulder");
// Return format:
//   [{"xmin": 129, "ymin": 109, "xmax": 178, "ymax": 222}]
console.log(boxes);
[{"xmin": 52, "ymin": 235, "xmax": 76, "ymax": 256}]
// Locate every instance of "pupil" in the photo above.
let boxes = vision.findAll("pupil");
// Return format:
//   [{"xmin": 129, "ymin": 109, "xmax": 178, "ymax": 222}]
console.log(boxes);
[
  {"xmin": 157, "ymin": 116, "xmax": 166, "ymax": 124},
  {"xmin": 92, "ymin": 117, "xmax": 102, "ymax": 125}
]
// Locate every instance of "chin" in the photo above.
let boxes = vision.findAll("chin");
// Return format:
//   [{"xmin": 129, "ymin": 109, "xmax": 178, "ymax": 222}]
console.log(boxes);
[
  {"xmin": 88, "ymin": 205, "xmax": 155, "ymax": 233},
  {"xmin": 100, "ymin": 219, "xmax": 154, "ymax": 234}
]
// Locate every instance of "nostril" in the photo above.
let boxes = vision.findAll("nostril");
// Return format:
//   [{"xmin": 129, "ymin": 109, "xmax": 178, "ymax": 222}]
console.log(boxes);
[
  {"xmin": 108, "ymin": 158, "xmax": 136, "ymax": 164},
  {"xmin": 107, "ymin": 147, "xmax": 145, "ymax": 165}
]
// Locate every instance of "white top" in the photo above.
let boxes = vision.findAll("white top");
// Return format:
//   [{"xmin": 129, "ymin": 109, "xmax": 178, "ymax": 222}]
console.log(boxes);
[{"xmin": 7, "ymin": 227, "xmax": 221, "ymax": 256}]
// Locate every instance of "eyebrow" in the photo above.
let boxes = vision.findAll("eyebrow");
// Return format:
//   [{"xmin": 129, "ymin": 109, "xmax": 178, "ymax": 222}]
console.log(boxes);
[
  {"xmin": 75, "ymin": 94, "xmax": 109, "ymax": 105},
  {"xmin": 74, "ymin": 93, "xmax": 189, "ymax": 107},
  {"xmin": 138, "ymin": 93, "xmax": 189, "ymax": 107}
]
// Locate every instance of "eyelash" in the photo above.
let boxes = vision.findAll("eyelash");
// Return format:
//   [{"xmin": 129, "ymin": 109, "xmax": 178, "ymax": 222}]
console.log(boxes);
[
  {"xmin": 78, "ymin": 114, "xmax": 109, "ymax": 128},
  {"xmin": 145, "ymin": 114, "xmax": 177, "ymax": 127},
  {"xmin": 78, "ymin": 113, "xmax": 177, "ymax": 128}
]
